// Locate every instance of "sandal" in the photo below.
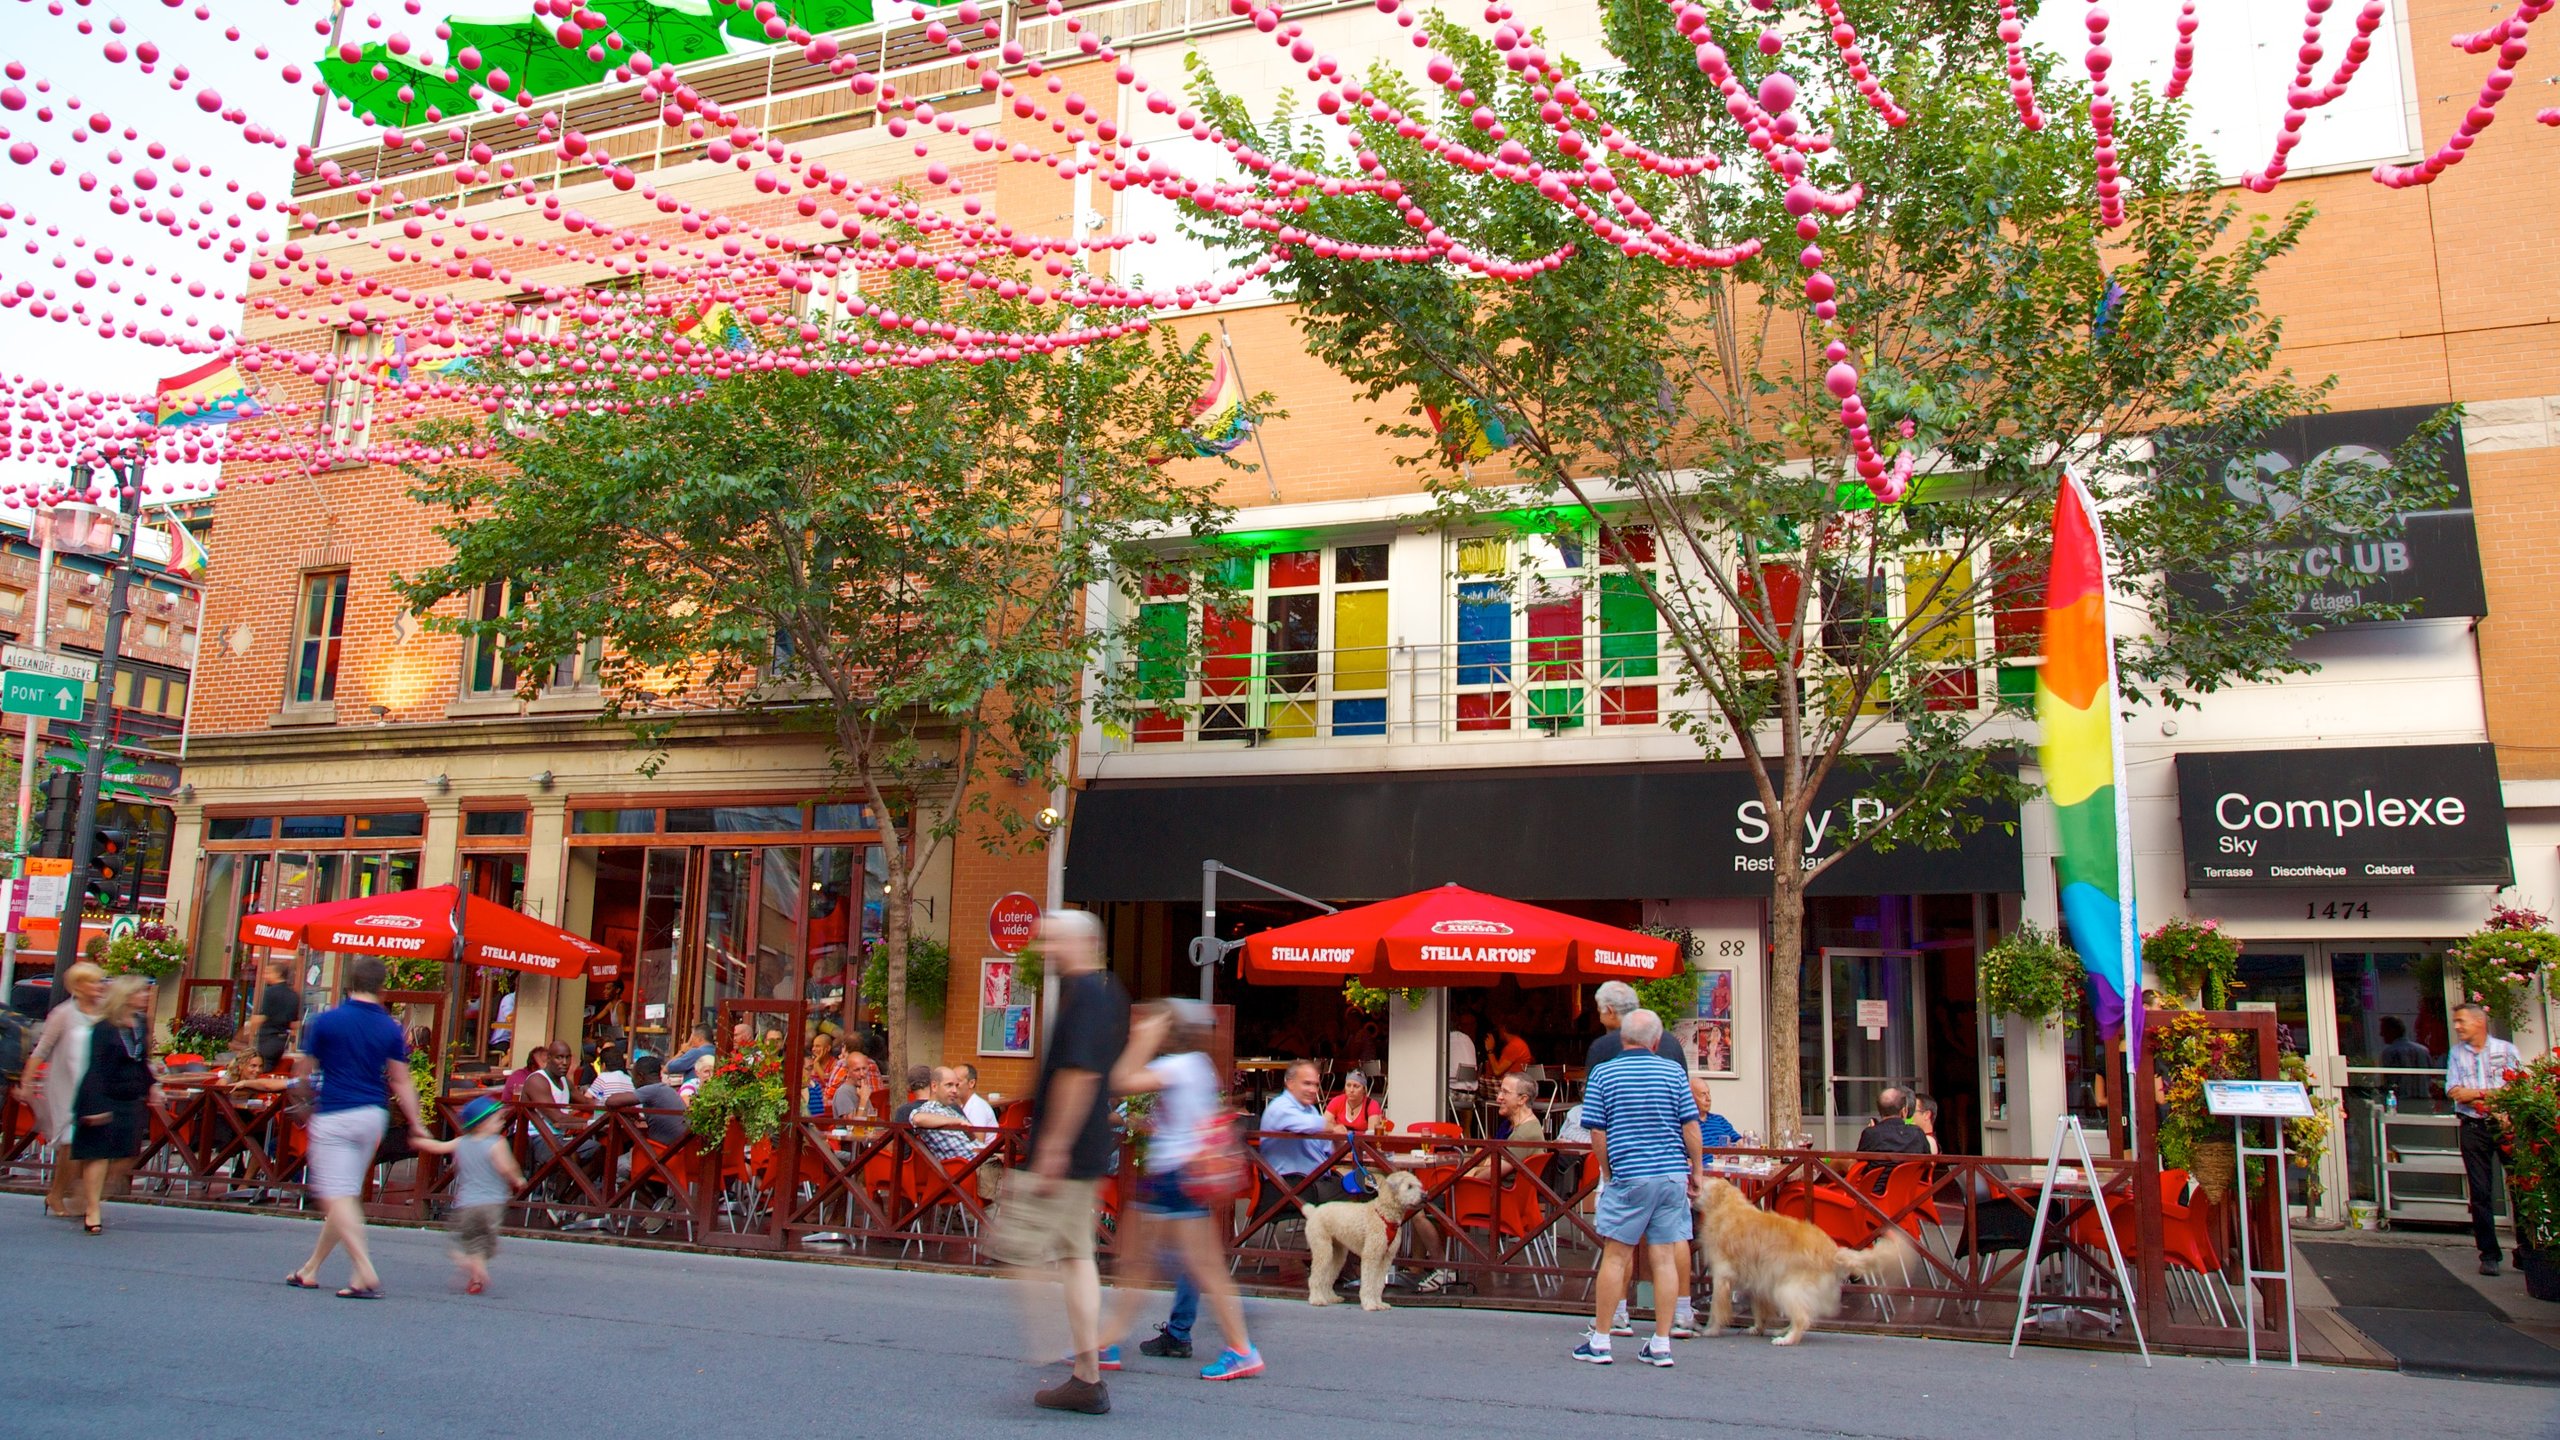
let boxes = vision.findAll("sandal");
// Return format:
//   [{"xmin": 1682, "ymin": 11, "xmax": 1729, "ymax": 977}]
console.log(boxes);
[
  {"xmin": 284, "ymin": 1272, "xmax": 321, "ymax": 1289},
  {"xmin": 82, "ymin": 1221, "xmax": 102, "ymax": 1236},
  {"xmin": 335, "ymin": 1286, "xmax": 385, "ymax": 1300}
]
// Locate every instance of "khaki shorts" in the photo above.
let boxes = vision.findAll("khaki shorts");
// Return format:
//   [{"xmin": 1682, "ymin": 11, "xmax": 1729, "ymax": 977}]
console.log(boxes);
[
  {"xmin": 986, "ymin": 1176, "xmax": 1099, "ymax": 1268},
  {"xmin": 449, "ymin": 1204, "xmax": 503, "ymax": 1261}
]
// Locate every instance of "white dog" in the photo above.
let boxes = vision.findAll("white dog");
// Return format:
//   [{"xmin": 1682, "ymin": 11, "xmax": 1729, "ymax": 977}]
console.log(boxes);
[{"xmin": 1304, "ymin": 1170, "xmax": 1429, "ymax": 1312}]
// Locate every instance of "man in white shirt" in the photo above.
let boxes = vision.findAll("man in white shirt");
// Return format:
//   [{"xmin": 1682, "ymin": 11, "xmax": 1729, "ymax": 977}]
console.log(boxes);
[
  {"xmin": 956, "ymin": 1063, "xmax": 1000, "ymax": 1152},
  {"xmin": 2446, "ymin": 1003, "xmax": 2527, "ymax": 1275},
  {"xmin": 1450, "ymin": 1016, "xmax": 1480, "ymax": 1095}
]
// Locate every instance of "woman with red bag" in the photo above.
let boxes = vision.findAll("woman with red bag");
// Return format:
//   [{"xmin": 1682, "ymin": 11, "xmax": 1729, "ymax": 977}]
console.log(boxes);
[{"xmin": 1097, "ymin": 999, "xmax": 1263, "ymax": 1383}]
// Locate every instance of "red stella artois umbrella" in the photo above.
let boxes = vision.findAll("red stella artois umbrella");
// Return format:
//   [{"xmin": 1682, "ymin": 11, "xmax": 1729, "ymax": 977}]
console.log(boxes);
[
  {"xmin": 237, "ymin": 884, "xmax": 612, "ymax": 980},
  {"xmin": 1241, "ymin": 884, "xmax": 1679, "ymax": 987}
]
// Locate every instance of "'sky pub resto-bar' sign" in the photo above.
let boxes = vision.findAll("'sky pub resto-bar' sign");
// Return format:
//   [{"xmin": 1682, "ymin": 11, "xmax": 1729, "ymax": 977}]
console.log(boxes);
[{"xmin": 2176, "ymin": 743, "xmax": 2513, "ymax": 888}]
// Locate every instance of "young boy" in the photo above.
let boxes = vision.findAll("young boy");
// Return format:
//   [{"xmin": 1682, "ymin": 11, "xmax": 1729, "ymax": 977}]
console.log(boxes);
[{"xmin": 412, "ymin": 1095, "xmax": 522, "ymax": 1294}]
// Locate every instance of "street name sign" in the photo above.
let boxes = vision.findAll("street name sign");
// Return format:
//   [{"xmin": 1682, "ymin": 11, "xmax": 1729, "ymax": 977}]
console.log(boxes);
[
  {"xmin": 0, "ymin": 646, "xmax": 97, "ymax": 683},
  {"xmin": 1, "ymin": 670, "xmax": 84, "ymax": 722}
]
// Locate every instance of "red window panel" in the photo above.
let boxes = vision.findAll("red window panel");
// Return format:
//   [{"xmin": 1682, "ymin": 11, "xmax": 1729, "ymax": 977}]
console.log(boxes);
[
  {"xmin": 1737, "ymin": 562, "xmax": 1803, "ymax": 670},
  {"xmin": 1456, "ymin": 692, "xmax": 1513, "ymax": 732},
  {"xmin": 1201, "ymin": 606, "xmax": 1253, "ymax": 698},
  {"xmin": 1990, "ymin": 549, "xmax": 2044, "ymax": 653},
  {"xmin": 1919, "ymin": 668, "xmax": 1979, "ymax": 711},
  {"xmin": 1133, "ymin": 711, "xmax": 1185, "ymax": 744},
  {"xmin": 1141, "ymin": 571, "xmax": 1189, "ymax": 599},
  {"xmin": 1598, "ymin": 525, "xmax": 1657, "ymax": 566},
  {"xmin": 1601, "ymin": 685, "xmax": 1659, "ymax": 726},
  {"xmin": 1526, "ymin": 594, "xmax": 1583, "ymax": 679},
  {"xmin": 1267, "ymin": 549, "xmax": 1322, "ymax": 589}
]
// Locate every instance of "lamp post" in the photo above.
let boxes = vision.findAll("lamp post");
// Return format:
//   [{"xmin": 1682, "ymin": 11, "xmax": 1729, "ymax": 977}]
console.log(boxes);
[{"xmin": 51, "ymin": 452, "xmax": 147, "ymax": 972}]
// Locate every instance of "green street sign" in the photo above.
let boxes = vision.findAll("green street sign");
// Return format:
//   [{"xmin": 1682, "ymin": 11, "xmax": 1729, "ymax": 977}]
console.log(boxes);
[{"xmin": 1, "ymin": 670, "xmax": 84, "ymax": 723}]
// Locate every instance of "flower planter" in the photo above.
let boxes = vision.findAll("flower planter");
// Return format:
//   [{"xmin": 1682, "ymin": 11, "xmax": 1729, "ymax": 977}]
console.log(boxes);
[
  {"xmin": 2190, "ymin": 1140, "xmax": 2239, "ymax": 1202},
  {"xmin": 2521, "ymin": 1248, "xmax": 2560, "ymax": 1305}
]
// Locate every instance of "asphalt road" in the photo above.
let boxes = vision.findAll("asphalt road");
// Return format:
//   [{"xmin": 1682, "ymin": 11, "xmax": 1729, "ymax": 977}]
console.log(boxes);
[{"xmin": 9, "ymin": 1195, "xmax": 2556, "ymax": 1440}]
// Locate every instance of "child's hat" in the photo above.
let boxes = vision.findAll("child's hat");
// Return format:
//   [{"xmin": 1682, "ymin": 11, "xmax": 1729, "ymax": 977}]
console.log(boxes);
[{"xmin": 459, "ymin": 1095, "xmax": 505, "ymax": 1131}]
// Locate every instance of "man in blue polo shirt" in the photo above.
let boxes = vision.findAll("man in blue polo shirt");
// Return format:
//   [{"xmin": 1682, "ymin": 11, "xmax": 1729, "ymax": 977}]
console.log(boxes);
[
  {"xmin": 1573, "ymin": 1008, "xmax": 1702, "ymax": 1368},
  {"xmin": 285, "ymin": 955, "xmax": 430, "ymax": 1300}
]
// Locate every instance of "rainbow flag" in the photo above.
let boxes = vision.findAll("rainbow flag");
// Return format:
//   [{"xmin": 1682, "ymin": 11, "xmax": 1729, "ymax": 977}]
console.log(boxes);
[
  {"xmin": 1183, "ymin": 347, "xmax": 1253, "ymax": 458},
  {"xmin": 1425, "ymin": 396, "xmax": 1510, "ymax": 465},
  {"xmin": 164, "ymin": 518, "xmax": 209, "ymax": 584},
  {"xmin": 148, "ymin": 358, "xmax": 262, "ymax": 427},
  {"xmin": 2036, "ymin": 474, "xmax": 2139, "ymax": 1045}
]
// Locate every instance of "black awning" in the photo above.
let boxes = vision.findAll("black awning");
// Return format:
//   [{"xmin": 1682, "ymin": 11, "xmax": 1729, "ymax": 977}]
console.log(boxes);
[{"xmin": 1065, "ymin": 765, "xmax": 2021, "ymax": 904}]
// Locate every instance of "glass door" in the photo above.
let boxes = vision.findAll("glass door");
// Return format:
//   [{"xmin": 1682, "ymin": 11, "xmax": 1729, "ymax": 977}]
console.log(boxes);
[
  {"xmin": 1818, "ymin": 949, "xmax": 1926, "ymax": 1151},
  {"xmin": 2330, "ymin": 949, "xmax": 2449, "ymax": 1214}
]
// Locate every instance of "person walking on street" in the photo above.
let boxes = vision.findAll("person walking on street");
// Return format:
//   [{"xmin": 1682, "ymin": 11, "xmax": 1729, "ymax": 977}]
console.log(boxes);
[
  {"xmin": 988, "ymin": 910, "xmax": 1127, "ymax": 1416},
  {"xmin": 68, "ymin": 976, "xmax": 164, "ymax": 1234},
  {"xmin": 2446, "ymin": 1002, "xmax": 2526, "ymax": 1275},
  {"xmin": 284, "ymin": 956, "xmax": 430, "ymax": 1299},
  {"xmin": 1100, "ymin": 1000, "xmax": 1263, "ymax": 1383},
  {"xmin": 1573, "ymin": 1008, "xmax": 1702, "ymax": 1369},
  {"xmin": 17, "ymin": 960, "xmax": 106, "ymax": 1220}
]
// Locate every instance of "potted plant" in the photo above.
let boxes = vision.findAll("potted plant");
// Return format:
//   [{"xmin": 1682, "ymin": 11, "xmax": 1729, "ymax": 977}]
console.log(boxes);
[
  {"xmin": 2150, "ymin": 1003, "xmax": 2255, "ymax": 1200},
  {"xmin": 1980, "ymin": 922, "xmax": 2083, "ymax": 1028},
  {"xmin": 2487, "ymin": 1049, "xmax": 2560, "ymax": 1302},
  {"xmin": 2446, "ymin": 903, "xmax": 2560, "ymax": 1032},
  {"xmin": 166, "ymin": 1012, "xmax": 237, "ymax": 1064},
  {"xmin": 1341, "ymin": 978, "xmax": 1426, "ymax": 1014},
  {"xmin": 2144, "ymin": 917, "xmax": 2239, "ymax": 1009},
  {"xmin": 102, "ymin": 920, "xmax": 186, "ymax": 982},
  {"xmin": 686, "ymin": 1037, "xmax": 788, "ymax": 1143},
  {"xmin": 862, "ymin": 935, "xmax": 953, "ymax": 1020}
]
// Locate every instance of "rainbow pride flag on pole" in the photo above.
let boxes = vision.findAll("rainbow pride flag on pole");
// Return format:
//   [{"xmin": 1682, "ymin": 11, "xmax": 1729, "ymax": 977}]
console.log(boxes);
[
  {"xmin": 2037, "ymin": 474, "xmax": 2140, "ymax": 1053},
  {"xmin": 148, "ymin": 358, "xmax": 262, "ymax": 427}
]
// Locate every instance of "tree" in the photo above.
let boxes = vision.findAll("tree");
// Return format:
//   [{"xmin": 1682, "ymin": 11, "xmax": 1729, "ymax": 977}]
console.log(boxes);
[
  {"xmin": 397, "ymin": 269, "xmax": 1241, "ymax": 1083},
  {"xmin": 1188, "ymin": 0, "xmax": 2451, "ymax": 1133}
]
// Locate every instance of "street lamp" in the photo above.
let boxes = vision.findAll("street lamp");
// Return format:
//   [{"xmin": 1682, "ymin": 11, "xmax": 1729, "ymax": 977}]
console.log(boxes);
[{"xmin": 48, "ymin": 448, "xmax": 149, "ymax": 973}]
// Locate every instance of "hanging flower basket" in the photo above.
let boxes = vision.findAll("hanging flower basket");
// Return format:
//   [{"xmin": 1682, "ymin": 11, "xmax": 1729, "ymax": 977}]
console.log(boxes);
[
  {"xmin": 2189, "ymin": 1139, "xmax": 2239, "ymax": 1202},
  {"xmin": 2143, "ymin": 918, "xmax": 2238, "ymax": 1008},
  {"xmin": 2446, "ymin": 904, "xmax": 2560, "ymax": 1032}
]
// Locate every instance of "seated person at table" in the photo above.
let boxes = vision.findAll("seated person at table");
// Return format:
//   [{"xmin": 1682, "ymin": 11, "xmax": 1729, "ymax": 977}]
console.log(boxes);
[
  {"xmin": 523, "ymin": 1046, "xmax": 577, "ymax": 1107},
  {"xmin": 1410, "ymin": 1073, "xmax": 1548, "ymax": 1294},
  {"xmin": 1692, "ymin": 1078, "xmax": 1740, "ymax": 1149},
  {"xmin": 608, "ymin": 1055, "xmax": 690, "ymax": 1149},
  {"xmin": 830, "ymin": 1058, "xmax": 879, "ymax": 1121},
  {"xmin": 907, "ymin": 1067, "xmax": 981, "ymax": 1163},
  {"xmin": 891, "ymin": 1066, "xmax": 935, "ymax": 1124},
  {"xmin": 588, "ymin": 1044, "xmax": 636, "ymax": 1104},
  {"xmin": 222, "ymin": 1050, "xmax": 296, "ymax": 1095},
  {"xmin": 1587, "ymin": 981, "xmax": 1688, "ymax": 1071},
  {"xmin": 1854, "ymin": 1087, "xmax": 1931, "ymax": 1191},
  {"xmin": 1449, "ymin": 1013, "xmax": 1481, "ymax": 1095},
  {"xmin": 1257, "ymin": 1060, "xmax": 1346, "ymax": 1209},
  {"xmin": 1910, "ymin": 1093, "xmax": 1941, "ymax": 1154},
  {"xmin": 1483, "ymin": 1021, "xmax": 1533, "ymax": 1082},
  {"xmin": 503, "ymin": 1046, "xmax": 551, "ymax": 1102},
  {"xmin": 665, "ymin": 1026, "xmax": 715, "ymax": 1084},
  {"xmin": 1325, "ymin": 1069, "xmax": 1387, "ymax": 1135}
]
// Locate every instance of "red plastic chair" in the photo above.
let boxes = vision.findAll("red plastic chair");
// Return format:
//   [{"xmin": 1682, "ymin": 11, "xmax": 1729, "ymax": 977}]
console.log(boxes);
[
  {"xmin": 2069, "ymin": 1169, "xmax": 2231, "ymax": 1325},
  {"xmin": 896, "ymin": 1146, "xmax": 983, "ymax": 1253}
]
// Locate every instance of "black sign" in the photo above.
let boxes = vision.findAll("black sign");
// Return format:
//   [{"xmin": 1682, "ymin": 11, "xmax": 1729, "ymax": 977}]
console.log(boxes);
[
  {"xmin": 2181, "ymin": 406, "xmax": 2484, "ymax": 624},
  {"xmin": 1065, "ymin": 765, "xmax": 2023, "ymax": 903},
  {"xmin": 2176, "ymin": 744, "xmax": 2511, "ymax": 889}
]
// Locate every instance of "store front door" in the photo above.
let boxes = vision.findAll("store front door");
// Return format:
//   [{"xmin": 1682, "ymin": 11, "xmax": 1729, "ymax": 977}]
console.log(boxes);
[
  {"xmin": 1810, "ymin": 948, "xmax": 1926, "ymax": 1151},
  {"xmin": 2228, "ymin": 944, "xmax": 2453, "ymax": 1223}
]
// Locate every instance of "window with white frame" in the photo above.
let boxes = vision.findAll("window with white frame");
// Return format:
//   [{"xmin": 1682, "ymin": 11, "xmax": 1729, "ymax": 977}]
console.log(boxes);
[
  {"xmin": 1130, "ymin": 541, "xmax": 1393, "ymax": 743},
  {"xmin": 464, "ymin": 579, "xmax": 603, "ymax": 698},
  {"xmin": 323, "ymin": 329, "xmax": 381, "ymax": 456},
  {"xmin": 791, "ymin": 249, "xmax": 860, "ymax": 336},
  {"xmin": 1733, "ymin": 540, "xmax": 2011, "ymax": 714},
  {"xmin": 1448, "ymin": 525, "xmax": 1665, "ymax": 733}
]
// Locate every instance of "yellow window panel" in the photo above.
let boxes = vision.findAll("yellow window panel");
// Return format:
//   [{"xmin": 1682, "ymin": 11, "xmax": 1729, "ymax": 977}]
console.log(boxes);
[
  {"xmin": 1456, "ymin": 537, "xmax": 1508, "ymax": 575},
  {"xmin": 1334, "ymin": 590, "xmax": 1389, "ymax": 693},
  {"xmin": 1267, "ymin": 699, "xmax": 1317, "ymax": 739},
  {"xmin": 1906, "ymin": 554, "xmax": 1977, "ymax": 667}
]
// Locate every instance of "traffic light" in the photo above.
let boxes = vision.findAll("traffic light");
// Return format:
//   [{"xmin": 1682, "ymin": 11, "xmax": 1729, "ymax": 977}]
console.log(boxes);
[
  {"xmin": 87, "ymin": 823, "xmax": 131, "ymax": 913},
  {"xmin": 35, "ymin": 772, "xmax": 76, "ymax": 859}
]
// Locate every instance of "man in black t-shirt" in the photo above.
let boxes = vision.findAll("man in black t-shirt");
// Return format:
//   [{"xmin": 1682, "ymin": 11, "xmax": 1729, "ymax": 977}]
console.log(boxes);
[
  {"xmin": 1587, "ymin": 980, "xmax": 1687, "ymax": 1071},
  {"xmin": 247, "ymin": 958, "xmax": 301, "ymax": 1068},
  {"xmin": 993, "ymin": 909, "xmax": 1127, "ymax": 1416}
]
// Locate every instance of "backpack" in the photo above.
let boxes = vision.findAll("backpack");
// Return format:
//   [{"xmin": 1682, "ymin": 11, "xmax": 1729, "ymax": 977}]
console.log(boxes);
[
  {"xmin": 0, "ymin": 1008, "xmax": 37, "ymax": 1085},
  {"xmin": 1181, "ymin": 1107, "xmax": 1250, "ymax": 1208}
]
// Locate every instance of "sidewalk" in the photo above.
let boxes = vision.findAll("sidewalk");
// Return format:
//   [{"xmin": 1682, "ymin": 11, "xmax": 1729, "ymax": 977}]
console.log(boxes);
[{"xmin": 2296, "ymin": 1226, "xmax": 2560, "ymax": 1383}]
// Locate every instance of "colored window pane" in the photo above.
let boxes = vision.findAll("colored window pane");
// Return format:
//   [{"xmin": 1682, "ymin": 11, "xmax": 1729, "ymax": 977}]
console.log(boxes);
[
  {"xmin": 1990, "ymin": 549, "xmax": 2043, "ymax": 652},
  {"xmin": 1599, "ymin": 572, "xmax": 1658, "ymax": 680},
  {"xmin": 1333, "ymin": 697, "xmax": 1386, "ymax": 736},
  {"xmin": 1820, "ymin": 569, "xmax": 1886, "ymax": 665},
  {"xmin": 1456, "ymin": 537, "xmax": 1507, "ymax": 575},
  {"xmin": 1456, "ymin": 581, "xmax": 1511, "ymax": 685},
  {"xmin": 1996, "ymin": 663, "xmax": 2040, "ymax": 707},
  {"xmin": 1919, "ymin": 668, "xmax": 1980, "ymax": 711},
  {"xmin": 1335, "ymin": 544, "xmax": 1389, "ymax": 584},
  {"xmin": 1210, "ymin": 554, "xmax": 1255, "ymax": 590},
  {"xmin": 1737, "ymin": 563, "xmax": 1801, "ymax": 670},
  {"xmin": 1133, "ymin": 711, "xmax": 1185, "ymax": 744},
  {"xmin": 1334, "ymin": 589, "xmax": 1389, "ymax": 694},
  {"xmin": 1529, "ymin": 687, "xmax": 1584, "ymax": 728},
  {"xmin": 1136, "ymin": 602, "xmax": 1188, "ymax": 693},
  {"xmin": 1599, "ymin": 525, "xmax": 1657, "ymax": 566},
  {"xmin": 1266, "ymin": 593, "xmax": 1320, "ymax": 694},
  {"xmin": 1269, "ymin": 699, "xmax": 1317, "ymax": 739},
  {"xmin": 1202, "ymin": 606, "xmax": 1253, "ymax": 698},
  {"xmin": 1201, "ymin": 701, "xmax": 1249, "ymax": 741},
  {"xmin": 572, "ymin": 808, "xmax": 654, "ymax": 835},
  {"xmin": 1141, "ymin": 570, "xmax": 1189, "ymax": 598},
  {"xmin": 1906, "ymin": 555, "xmax": 1976, "ymax": 667},
  {"xmin": 1602, "ymin": 685, "xmax": 1659, "ymax": 726},
  {"xmin": 1456, "ymin": 692, "xmax": 1511, "ymax": 732},
  {"xmin": 1268, "ymin": 549, "xmax": 1322, "ymax": 589},
  {"xmin": 1527, "ymin": 530, "xmax": 1584, "ymax": 572},
  {"xmin": 1527, "ymin": 594, "xmax": 1582, "ymax": 681}
]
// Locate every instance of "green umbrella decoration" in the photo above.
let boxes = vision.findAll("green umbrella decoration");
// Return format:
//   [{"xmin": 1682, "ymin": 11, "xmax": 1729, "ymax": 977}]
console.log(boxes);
[
  {"xmin": 591, "ymin": 0, "xmax": 737, "ymax": 66},
  {"xmin": 316, "ymin": 42, "xmax": 484, "ymax": 127},
  {"xmin": 721, "ymin": 0, "xmax": 876, "ymax": 46},
  {"xmin": 449, "ymin": 0, "xmax": 734, "ymax": 102}
]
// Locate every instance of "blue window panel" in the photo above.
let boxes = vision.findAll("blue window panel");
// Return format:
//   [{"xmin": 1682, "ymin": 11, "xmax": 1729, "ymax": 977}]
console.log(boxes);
[
  {"xmin": 1457, "ymin": 580, "xmax": 1511, "ymax": 685},
  {"xmin": 1333, "ymin": 697, "xmax": 1387, "ymax": 737}
]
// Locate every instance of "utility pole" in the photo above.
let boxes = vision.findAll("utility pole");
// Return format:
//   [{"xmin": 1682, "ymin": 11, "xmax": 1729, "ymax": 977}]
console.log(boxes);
[{"xmin": 52, "ymin": 453, "xmax": 145, "ymax": 971}]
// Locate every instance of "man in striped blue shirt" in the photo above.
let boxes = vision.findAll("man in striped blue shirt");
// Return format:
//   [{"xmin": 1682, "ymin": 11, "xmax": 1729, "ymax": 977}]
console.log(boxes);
[
  {"xmin": 2446, "ymin": 1003, "xmax": 2528, "ymax": 1275},
  {"xmin": 1573, "ymin": 1008, "xmax": 1702, "ymax": 1368}
]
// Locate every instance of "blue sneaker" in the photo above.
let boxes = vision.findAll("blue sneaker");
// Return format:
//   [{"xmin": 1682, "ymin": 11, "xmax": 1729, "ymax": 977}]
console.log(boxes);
[
  {"xmin": 1066, "ymin": 1346, "xmax": 1122, "ymax": 1370},
  {"xmin": 1571, "ymin": 1333, "xmax": 1613, "ymax": 1365},
  {"xmin": 1198, "ymin": 1346, "xmax": 1264, "ymax": 1381},
  {"xmin": 1635, "ymin": 1341, "xmax": 1674, "ymax": 1368}
]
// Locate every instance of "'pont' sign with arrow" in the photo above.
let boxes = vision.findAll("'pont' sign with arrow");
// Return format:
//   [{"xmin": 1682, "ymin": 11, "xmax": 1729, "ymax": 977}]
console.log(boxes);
[{"xmin": 2, "ymin": 670, "xmax": 84, "ymax": 723}]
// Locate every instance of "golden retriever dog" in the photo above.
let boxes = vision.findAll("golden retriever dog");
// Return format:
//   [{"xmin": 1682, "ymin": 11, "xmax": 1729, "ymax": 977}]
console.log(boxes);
[
  {"xmin": 1304, "ymin": 1170, "xmax": 1429, "ymax": 1312},
  {"xmin": 1694, "ymin": 1176, "xmax": 1918, "ymax": 1345}
]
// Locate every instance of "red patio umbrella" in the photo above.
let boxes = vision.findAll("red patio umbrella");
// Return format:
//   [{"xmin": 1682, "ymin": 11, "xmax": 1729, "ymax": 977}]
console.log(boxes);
[
  {"xmin": 239, "ymin": 884, "xmax": 611, "ymax": 980},
  {"xmin": 1241, "ymin": 884, "xmax": 1680, "ymax": 987}
]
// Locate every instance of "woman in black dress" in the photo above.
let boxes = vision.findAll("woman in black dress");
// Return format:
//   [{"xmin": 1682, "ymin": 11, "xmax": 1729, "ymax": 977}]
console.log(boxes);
[{"xmin": 72, "ymin": 976, "xmax": 164, "ymax": 1235}]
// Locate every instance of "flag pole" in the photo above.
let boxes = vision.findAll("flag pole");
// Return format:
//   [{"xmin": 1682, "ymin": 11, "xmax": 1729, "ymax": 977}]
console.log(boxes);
[
  {"xmin": 1215, "ymin": 320, "xmax": 1281, "ymax": 503},
  {"xmin": 2075, "ymin": 471, "xmax": 2144, "ymax": 1155}
]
